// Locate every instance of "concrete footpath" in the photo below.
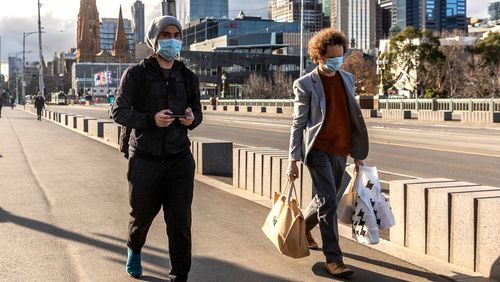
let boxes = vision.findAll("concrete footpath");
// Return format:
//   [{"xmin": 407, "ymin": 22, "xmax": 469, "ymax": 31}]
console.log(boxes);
[{"xmin": 0, "ymin": 108, "xmax": 465, "ymax": 281}]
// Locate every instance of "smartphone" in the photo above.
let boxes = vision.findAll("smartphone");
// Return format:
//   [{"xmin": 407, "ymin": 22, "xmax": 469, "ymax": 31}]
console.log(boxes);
[{"xmin": 169, "ymin": 114, "xmax": 187, "ymax": 118}]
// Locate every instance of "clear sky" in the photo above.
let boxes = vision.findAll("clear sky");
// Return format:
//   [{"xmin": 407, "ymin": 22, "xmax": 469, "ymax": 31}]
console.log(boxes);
[{"xmin": 0, "ymin": 0, "xmax": 491, "ymax": 76}]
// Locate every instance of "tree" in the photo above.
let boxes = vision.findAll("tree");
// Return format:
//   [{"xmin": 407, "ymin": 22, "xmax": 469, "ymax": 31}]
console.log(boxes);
[
  {"xmin": 342, "ymin": 51, "xmax": 378, "ymax": 95},
  {"xmin": 383, "ymin": 27, "xmax": 446, "ymax": 97},
  {"xmin": 472, "ymin": 32, "xmax": 500, "ymax": 98},
  {"xmin": 243, "ymin": 71, "xmax": 294, "ymax": 99}
]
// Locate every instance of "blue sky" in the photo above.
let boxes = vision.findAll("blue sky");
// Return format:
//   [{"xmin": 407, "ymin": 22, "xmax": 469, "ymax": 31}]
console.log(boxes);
[{"xmin": 0, "ymin": 0, "xmax": 492, "ymax": 75}]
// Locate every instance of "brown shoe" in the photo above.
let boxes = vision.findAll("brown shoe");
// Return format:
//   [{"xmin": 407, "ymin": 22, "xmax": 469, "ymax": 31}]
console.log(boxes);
[
  {"xmin": 324, "ymin": 262, "xmax": 354, "ymax": 278},
  {"xmin": 306, "ymin": 230, "xmax": 319, "ymax": 249}
]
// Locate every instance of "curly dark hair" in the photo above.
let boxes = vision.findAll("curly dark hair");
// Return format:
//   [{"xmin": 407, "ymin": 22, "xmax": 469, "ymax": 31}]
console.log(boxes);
[{"xmin": 308, "ymin": 28, "xmax": 348, "ymax": 64}]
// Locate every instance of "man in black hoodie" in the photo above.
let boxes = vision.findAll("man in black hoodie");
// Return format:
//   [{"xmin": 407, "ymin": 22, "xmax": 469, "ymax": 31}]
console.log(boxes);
[
  {"xmin": 34, "ymin": 92, "xmax": 45, "ymax": 121},
  {"xmin": 112, "ymin": 16, "xmax": 202, "ymax": 282}
]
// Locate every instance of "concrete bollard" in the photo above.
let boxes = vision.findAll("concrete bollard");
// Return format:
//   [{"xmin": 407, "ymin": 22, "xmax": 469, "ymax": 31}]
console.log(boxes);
[
  {"xmin": 426, "ymin": 185, "xmax": 499, "ymax": 262},
  {"xmin": 381, "ymin": 109, "xmax": 412, "ymax": 120},
  {"xmin": 191, "ymin": 137, "xmax": 232, "ymax": 176},
  {"xmin": 76, "ymin": 116, "xmax": 97, "ymax": 133},
  {"xmin": 245, "ymin": 148, "xmax": 281, "ymax": 192},
  {"xmin": 262, "ymin": 153, "xmax": 288, "ymax": 198},
  {"xmin": 69, "ymin": 115, "xmax": 84, "ymax": 129},
  {"xmin": 389, "ymin": 178, "xmax": 453, "ymax": 246},
  {"xmin": 461, "ymin": 112, "xmax": 500, "ymax": 124},
  {"xmin": 88, "ymin": 120, "xmax": 113, "ymax": 138},
  {"xmin": 450, "ymin": 190, "xmax": 500, "ymax": 271},
  {"xmin": 103, "ymin": 123, "xmax": 121, "ymax": 145},
  {"xmin": 417, "ymin": 111, "xmax": 452, "ymax": 122},
  {"xmin": 476, "ymin": 197, "xmax": 500, "ymax": 280},
  {"xmin": 361, "ymin": 109, "xmax": 378, "ymax": 118},
  {"xmin": 268, "ymin": 155, "xmax": 289, "ymax": 199},
  {"xmin": 405, "ymin": 181, "xmax": 479, "ymax": 254}
]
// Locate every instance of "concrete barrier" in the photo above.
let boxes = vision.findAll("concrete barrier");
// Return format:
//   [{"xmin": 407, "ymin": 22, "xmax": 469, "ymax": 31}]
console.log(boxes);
[
  {"xmin": 68, "ymin": 115, "xmax": 84, "ymax": 129},
  {"xmin": 389, "ymin": 178, "xmax": 453, "ymax": 246},
  {"xmin": 361, "ymin": 109, "xmax": 378, "ymax": 118},
  {"xmin": 476, "ymin": 197, "xmax": 500, "ymax": 280},
  {"xmin": 405, "ymin": 181, "xmax": 479, "ymax": 253},
  {"xmin": 417, "ymin": 111, "xmax": 452, "ymax": 122},
  {"xmin": 60, "ymin": 114, "xmax": 74, "ymax": 126},
  {"xmin": 256, "ymin": 151, "xmax": 287, "ymax": 196},
  {"xmin": 103, "ymin": 123, "xmax": 121, "ymax": 144},
  {"xmin": 282, "ymin": 107, "xmax": 294, "ymax": 116},
  {"xmin": 426, "ymin": 185, "xmax": 499, "ymax": 262},
  {"xmin": 191, "ymin": 137, "xmax": 232, "ymax": 176},
  {"xmin": 88, "ymin": 120, "xmax": 113, "ymax": 138},
  {"xmin": 461, "ymin": 112, "xmax": 500, "ymax": 123},
  {"xmin": 381, "ymin": 109, "xmax": 412, "ymax": 120},
  {"xmin": 76, "ymin": 117, "xmax": 97, "ymax": 133},
  {"xmin": 450, "ymin": 190, "xmax": 500, "ymax": 271},
  {"xmin": 267, "ymin": 155, "xmax": 288, "ymax": 199},
  {"xmin": 246, "ymin": 148, "xmax": 281, "ymax": 192}
]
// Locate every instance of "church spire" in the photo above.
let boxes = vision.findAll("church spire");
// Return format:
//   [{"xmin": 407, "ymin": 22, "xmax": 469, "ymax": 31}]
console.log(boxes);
[
  {"xmin": 76, "ymin": 0, "xmax": 100, "ymax": 62},
  {"xmin": 112, "ymin": 6, "xmax": 131, "ymax": 62}
]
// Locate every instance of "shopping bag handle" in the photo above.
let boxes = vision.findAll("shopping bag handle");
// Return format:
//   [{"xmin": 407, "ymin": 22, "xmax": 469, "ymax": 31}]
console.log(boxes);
[{"xmin": 283, "ymin": 180, "xmax": 299, "ymax": 205}]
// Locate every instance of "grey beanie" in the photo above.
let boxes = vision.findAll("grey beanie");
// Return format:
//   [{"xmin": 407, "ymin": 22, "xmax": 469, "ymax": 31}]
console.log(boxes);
[{"xmin": 146, "ymin": 16, "xmax": 183, "ymax": 50}]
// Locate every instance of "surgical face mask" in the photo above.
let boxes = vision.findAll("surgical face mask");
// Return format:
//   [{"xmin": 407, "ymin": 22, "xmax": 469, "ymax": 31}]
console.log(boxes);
[
  {"xmin": 324, "ymin": 56, "xmax": 344, "ymax": 72},
  {"xmin": 157, "ymin": 39, "xmax": 182, "ymax": 61}
]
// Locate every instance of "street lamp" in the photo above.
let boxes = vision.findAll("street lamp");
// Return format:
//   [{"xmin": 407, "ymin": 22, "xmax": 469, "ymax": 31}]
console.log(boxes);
[
  {"xmin": 22, "ymin": 31, "xmax": 42, "ymax": 106},
  {"xmin": 377, "ymin": 58, "xmax": 388, "ymax": 110}
]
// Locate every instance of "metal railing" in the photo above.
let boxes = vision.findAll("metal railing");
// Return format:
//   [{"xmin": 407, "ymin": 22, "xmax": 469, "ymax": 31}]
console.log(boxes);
[{"xmin": 201, "ymin": 98, "xmax": 500, "ymax": 112}]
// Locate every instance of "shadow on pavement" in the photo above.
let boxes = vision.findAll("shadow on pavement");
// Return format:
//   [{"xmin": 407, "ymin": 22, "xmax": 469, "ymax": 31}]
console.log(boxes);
[
  {"xmin": 0, "ymin": 207, "xmax": 291, "ymax": 281},
  {"xmin": 312, "ymin": 262, "xmax": 407, "ymax": 281},
  {"xmin": 344, "ymin": 253, "xmax": 449, "ymax": 281}
]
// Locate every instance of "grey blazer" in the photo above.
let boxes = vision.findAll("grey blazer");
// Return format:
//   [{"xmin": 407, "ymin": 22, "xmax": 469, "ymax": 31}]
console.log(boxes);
[{"xmin": 288, "ymin": 67, "xmax": 369, "ymax": 164}]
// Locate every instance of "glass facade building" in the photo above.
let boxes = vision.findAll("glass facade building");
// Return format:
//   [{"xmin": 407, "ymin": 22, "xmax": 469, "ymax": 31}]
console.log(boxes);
[
  {"xmin": 131, "ymin": 1, "xmax": 145, "ymax": 43},
  {"xmin": 176, "ymin": 0, "xmax": 229, "ymax": 26},
  {"xmin": 183, "ymin": 17, "xmax": 300, "ymax": 47},
  {"xmin": 347, "ymin": 0, "xmax": 376, "ymax": 50},
  {"xmin": 489, "ymin": 0, "xmax": 500, "ymax": 21},
  {"xmin": 100, "ymin": 18, "xmax": 135, "ymax": 58}
]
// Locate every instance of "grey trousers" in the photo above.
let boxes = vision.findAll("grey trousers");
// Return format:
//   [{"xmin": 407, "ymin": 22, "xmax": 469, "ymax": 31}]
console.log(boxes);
[{"xmin": 302, "ymin": 149, "xmax": 347, "ymax": 263}]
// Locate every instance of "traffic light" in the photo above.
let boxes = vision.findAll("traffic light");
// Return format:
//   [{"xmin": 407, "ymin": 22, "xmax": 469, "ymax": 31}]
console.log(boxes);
[{"xmin": 32, "ymin": 74, "xmax": 37, "ymax": 80}]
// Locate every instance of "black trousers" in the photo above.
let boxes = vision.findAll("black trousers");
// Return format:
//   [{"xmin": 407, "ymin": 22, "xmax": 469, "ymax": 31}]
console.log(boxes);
[
  {"xmin": 127, "ymin": 149, "xmax": 195, "ymax": 281},
  {"xmin": 36, "ymin": 108, "xmax": 43, "ymax": 120}
]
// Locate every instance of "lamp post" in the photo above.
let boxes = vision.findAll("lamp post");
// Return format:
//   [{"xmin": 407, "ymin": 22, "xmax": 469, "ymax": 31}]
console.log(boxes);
[
  {"xmin": 37, "ymin": 0, "xmax": 45, "ymax": 97},
  {"xmin": 22, "ymin": 31, "xmax": 40, "ymax": 106},
  {"xmin": 299, "ymin": 0, "xmax": 304, "ymax": 76},
  {"xmin": 377, "ymin": 58, "xmax": 388, "ymax": 109}
]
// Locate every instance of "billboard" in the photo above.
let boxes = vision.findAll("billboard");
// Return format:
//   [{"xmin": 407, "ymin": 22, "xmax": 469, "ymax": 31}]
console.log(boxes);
[{"xmin": 94, "ymin": 70, "xmax": 112, "ymax": 87}]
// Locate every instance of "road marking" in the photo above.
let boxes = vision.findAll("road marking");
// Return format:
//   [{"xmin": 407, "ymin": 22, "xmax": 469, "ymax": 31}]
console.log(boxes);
[{"xmin": 372, "ymin": 140, "xmax": 500, "ymax": 159}]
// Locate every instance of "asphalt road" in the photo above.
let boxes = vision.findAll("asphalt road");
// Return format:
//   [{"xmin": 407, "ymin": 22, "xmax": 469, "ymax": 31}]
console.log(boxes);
[
  {"xmin": 0, "ymin": 108, "xmax": 452, "ymax": 281},
  {"xmin": 48, "ymin": 104, "xmax": 500, "ymax": 187}
]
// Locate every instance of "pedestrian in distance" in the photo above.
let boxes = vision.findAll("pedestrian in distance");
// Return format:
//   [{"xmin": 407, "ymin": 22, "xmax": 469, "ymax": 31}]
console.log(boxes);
[
  {"xmin": 10, "ymin": 96, "xmax": 15, "ymax": 109},
  {"xmin": 34, "ymin": 92, "xmax": 45, "ymax": 121},
  {"xmin": 286, "ymin": 28, "xmax": 369, "ymax": 278},
  {"xmin": 0, "ymin": 94, "xmax": 4, "ymax": 118},
  {"xmin": 112, "ymin": 15, "xmax": 202, "ymax": 281}
]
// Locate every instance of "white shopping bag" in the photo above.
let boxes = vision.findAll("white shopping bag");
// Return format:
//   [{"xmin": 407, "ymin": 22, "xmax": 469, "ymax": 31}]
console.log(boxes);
[{"xmin": 351, "ymin": 165, "xmax": 395, "ymax": 244}]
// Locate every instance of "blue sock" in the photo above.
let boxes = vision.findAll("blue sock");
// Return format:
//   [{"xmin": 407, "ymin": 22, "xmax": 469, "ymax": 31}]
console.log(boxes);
[{"xmin": 126, "ymin": 247, "xmax": 142, "ymax": 278}]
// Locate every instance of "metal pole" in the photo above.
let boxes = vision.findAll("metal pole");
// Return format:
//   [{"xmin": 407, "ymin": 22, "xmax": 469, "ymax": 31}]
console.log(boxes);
[
  {"xmin": 22, "ymin": 33, "xmax": 26, "ymax": 107},
  {"xmin": 299, "ymin": 0, "xmax": 304, "ymax": 77},
  {"xmin": 37, "ymin": 0, "xmax": 45, "ymax": 97}
]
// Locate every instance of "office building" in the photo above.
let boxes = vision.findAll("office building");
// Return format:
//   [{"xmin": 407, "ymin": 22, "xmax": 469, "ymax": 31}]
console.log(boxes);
[
  {"xmin": 176, "ymin": 0, "xmax": 228, "ymax": 26},
  {"xmin": 162, "ymin": 0, "xmax": 176, "ymax": 16},
  {"xmin": 331, "ymin": 0, "xmax": 349, "ymax": 32},
  {"xmin": 490, "ymin": 0, "xmax": 500, "ymax": 21},
  {"xmin": 378, "ymin": 0, "xmax": 392, "ymax": 39},
  {"xmin": 100, "ymin": 17, "xmax": 135, "ymax": 60},
  {"xmin": 270, "ymin": 0, "xmax": 323, "ymax": 32},
  {"xmin": 347, "ymin": 0, "xmax": 377, "ymax": 50},
  {"xmin": 132, "ymin": 1, "xmax": 145, "ymax": 43}
]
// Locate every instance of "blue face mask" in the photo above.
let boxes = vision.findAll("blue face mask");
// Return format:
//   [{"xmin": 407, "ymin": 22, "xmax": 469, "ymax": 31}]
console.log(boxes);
[
  {"xmin": 324, "ymin": 56, "xmax": 344, "ymax": 72},
  {"xmin": 157, "ymin": 39, "xmax": 182, "ymax": 61}
]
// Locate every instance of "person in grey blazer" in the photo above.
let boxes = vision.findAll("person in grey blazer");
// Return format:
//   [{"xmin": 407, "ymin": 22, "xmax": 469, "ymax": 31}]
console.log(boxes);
[{"xmin": 287, "ymin": 28, "xmax": 369, "ymax": 278}]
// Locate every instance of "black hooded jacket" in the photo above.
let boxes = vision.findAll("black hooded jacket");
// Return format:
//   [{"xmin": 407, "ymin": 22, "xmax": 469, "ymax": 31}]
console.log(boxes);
[{"xmin": 112, "ymin": 56, "xmax": 202, "ymax": 159}]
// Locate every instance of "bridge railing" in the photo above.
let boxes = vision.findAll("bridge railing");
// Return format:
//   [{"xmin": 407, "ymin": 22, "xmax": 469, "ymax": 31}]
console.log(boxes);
[
  {"xmin": 201, "ymin": 98, "xmax": 500, "ymax": 112},
  {"xmin": 378, "ymin": 98, "xmax": 500, "ymax": 112}
]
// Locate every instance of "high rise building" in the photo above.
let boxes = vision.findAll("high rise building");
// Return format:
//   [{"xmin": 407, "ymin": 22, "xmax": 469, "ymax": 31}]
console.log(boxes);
[
  {"xmin": 162, "ymin": 0, "xmax": 176, "ymax": 16},
  {"xmin": 100, "ymin": 17, "xmax": 135, "ymax": 60},
  {"xmin": 132, "ymin": 1, "xmax": 145, "ymax": 43},
  {"xmin": 347, "ymin": 0, "xmax": 377, "ymax": 50},
  {"xmin": 76, "ymin": 0, "xmax": 101, "ymax": 62},
  {"xmin": 490, "ymin": 0, "xmax": 500, "ymax": 21},
  {"xmin": 176, "ymin": 0, "xmax": 228, "ymax": 26},
  {"xmin": 377, "ymin": 0, "xmax": 392, "ymax": 39},
  {"xmin": 331, "ymin": 0, "xmax": 349, "ymax": 32},
  {"xmin": 270, "ymin": 0, "xmax": 323, "ymax": 32},
  {"xmin": 319, "ymin": 0, "xmax": 332, "ymax": 27},
  {"xmin": 391, "ymin": 0, "xmax": 466, "ymax": 32}
]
